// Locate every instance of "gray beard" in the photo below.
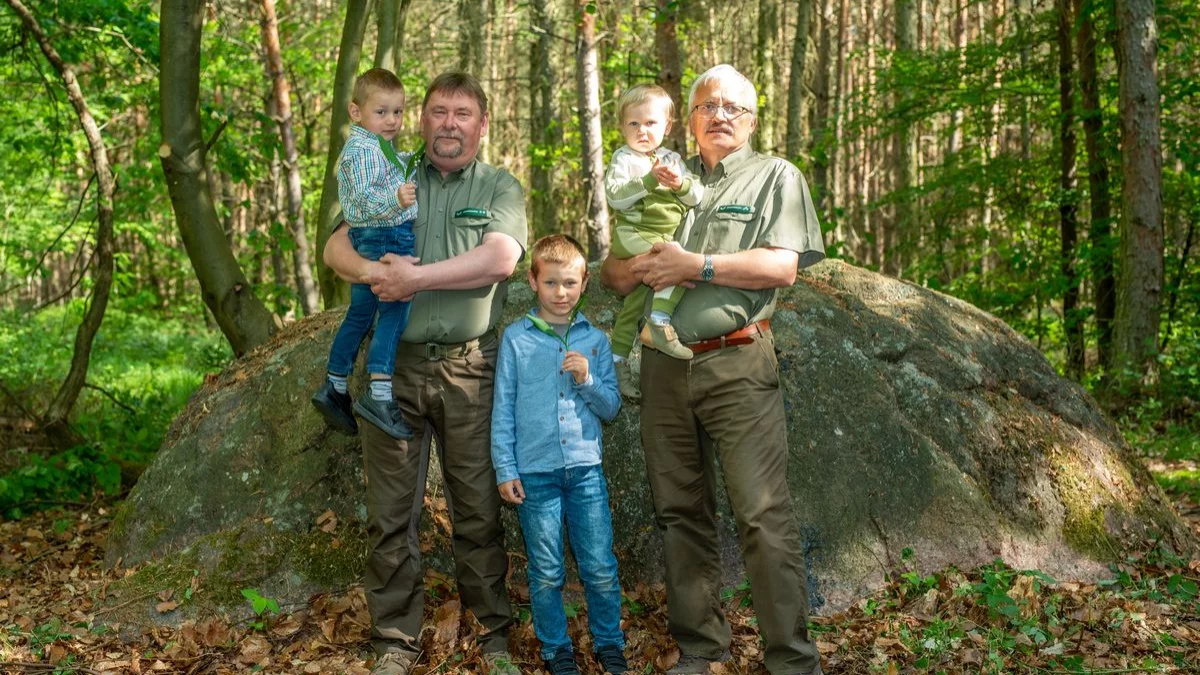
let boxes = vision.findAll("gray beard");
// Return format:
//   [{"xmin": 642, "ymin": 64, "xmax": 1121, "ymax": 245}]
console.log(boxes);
[{"xmin": 432, "ymin": 136, "xmax": 464, "ymax": 159}]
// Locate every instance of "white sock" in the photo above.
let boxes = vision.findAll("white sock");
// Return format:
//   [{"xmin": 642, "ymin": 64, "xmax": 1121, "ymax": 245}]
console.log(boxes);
[
  {"xmin": 613, "ymin": 354, "xmax": 626, "ymax": 363},
  {"xmin": 327, "ymin": 373, "xmax": 348, "ymax": 394},
  {"xmin": 650, "ymin": 310, "xmax": 671, "ymax": 326},
  {"xmin": 369, "ymin": 379, "xmax": 392, "ymax": 401}
]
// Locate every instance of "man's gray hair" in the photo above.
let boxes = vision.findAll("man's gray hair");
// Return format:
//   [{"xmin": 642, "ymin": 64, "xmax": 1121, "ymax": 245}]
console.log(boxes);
[{"xmin": 687, "ymin": 64, "xmax": 758, "ymax": 115}]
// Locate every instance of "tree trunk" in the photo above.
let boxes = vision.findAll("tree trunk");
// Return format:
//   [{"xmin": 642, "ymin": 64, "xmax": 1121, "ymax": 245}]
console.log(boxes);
[
  {"xmin": 529, "ymin": 0, "xmax": 558, "ymax": 237},
  {"xmin": 315, "ymin": 0, "xmax": 372, "ymax": 308},
  {"xmin": 260, "ymin": 0, "xmax": 319, "ymax": 317},
  {"xmin": 811, "ymin": 0, "xmax": 833, "ymax": 217},
  {"xmin": 576, "ymin": 1, "xmax": 609, "ymax": 261},
  {"xmin": 1074, "ymin": 0, "xmax": 1115, "ymax": 369},
  {"xmin": 786, "ymin": 0, "xmax": 815, "ymax": 164},
  {"xmin": 831, "ymin": 0, "xmax": 849, "ymax": 216},
  {"xmin": 1057, "ymin": 0, "xmax": 1083, "ymax": 378},
  {"xmin": 459, "ymin": 0, "xmax": 486, "ymax": 75},
  {"xmin": 655, "ymin": 0, "xmax": 686, "ymax": 155},
  {"xmin": 1112, "ymin": 0, "xmax": 1164, "ymax": 379},
  {"xmin": 158, "ymin": 0, "xmax": 277, "ymax": 357},
  {"xmin": 890, "ymin": 0, "xmax": 918, "ymax": 278},
  {"xmin": 5, "ymin": 0, "xmax": 116, "ymax": 438},
  {"xmin": 755, "ymin": 0, "xmax": 778, "ymax": 154}
]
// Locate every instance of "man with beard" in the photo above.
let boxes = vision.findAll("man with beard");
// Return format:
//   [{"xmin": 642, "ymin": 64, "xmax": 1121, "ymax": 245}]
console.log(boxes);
[
  {"xmin": 324, "ymin": 71, "xmax": 526, "ymax": 675},
  {"xmin": 600, "ymin": 64, "xmax": 825, "ymax": 675}
]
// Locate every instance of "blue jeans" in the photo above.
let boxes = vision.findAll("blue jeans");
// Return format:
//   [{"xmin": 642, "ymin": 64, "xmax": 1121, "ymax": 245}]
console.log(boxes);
[
  {"xmin": 326, "ymin": 225, "xmax": 415, "ymax": 377},
  {"xmin": 517, "ymin": 464, "xmax": 624, "ymax": 659}
]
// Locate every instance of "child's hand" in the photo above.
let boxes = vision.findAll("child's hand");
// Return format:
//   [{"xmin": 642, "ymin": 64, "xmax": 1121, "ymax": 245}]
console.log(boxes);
[
  {"xmin": 562, "ymin": 351, "xmax": 589, "ymax": 385},
  {"xmin": 398, "ymin": 182, "xmax": 417, "ymax": 208},
  {"xmin": 651, "ymin": 162, "xmax": 683, "ymax": 191},
  {"xmin": 498, "ymin": 479, "xmax": 525, "ymax": 505}
]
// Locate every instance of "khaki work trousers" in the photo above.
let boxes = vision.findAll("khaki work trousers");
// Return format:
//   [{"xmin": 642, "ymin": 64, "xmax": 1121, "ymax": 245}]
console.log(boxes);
[
  {"xmin": 640, "ymin": 332, "xmax": 822, "ymax": 675},
  {"xmin": 358, "ymin": 335, "xmax": 512, "ymax": 656}
]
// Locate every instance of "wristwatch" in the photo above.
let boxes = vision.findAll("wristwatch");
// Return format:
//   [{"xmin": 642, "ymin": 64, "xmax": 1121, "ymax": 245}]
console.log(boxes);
[{"xmin": 700, "ymin": 254, "xmax": 714, "ymax": 282}]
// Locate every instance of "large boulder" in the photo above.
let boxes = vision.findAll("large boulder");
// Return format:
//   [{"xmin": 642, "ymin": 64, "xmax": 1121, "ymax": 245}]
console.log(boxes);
[{"xmin": 105, "ymin": 260, "xmax": 1194, "ymax": 621}]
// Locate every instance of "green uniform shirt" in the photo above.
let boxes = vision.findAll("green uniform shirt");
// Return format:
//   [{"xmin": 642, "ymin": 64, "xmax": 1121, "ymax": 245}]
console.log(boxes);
[
  {"xmin": 670, "ymin": 144, "xmax": 825, "ymax": 342},
  {"xmin": 401, "ymin": 154, "xmax": 528, "ymax": 344}
]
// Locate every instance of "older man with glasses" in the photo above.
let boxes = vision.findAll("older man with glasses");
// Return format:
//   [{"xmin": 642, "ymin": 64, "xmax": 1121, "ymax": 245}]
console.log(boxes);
[{"xmin": 601, "ymin": 64, "xmax": 825, "ymax": 675}]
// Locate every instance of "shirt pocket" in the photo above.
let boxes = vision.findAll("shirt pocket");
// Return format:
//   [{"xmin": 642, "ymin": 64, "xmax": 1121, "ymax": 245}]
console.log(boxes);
[
  {"xmin": 518, "ymin": 348, "xmax": 560, "ymax": 384},
  {"xmin": 449, "ymin": 213, "xmax": 491, "ymax": 253},
  {"xmin": 703, "ymin": 209, "xmax": 756, "ymax": 254}
]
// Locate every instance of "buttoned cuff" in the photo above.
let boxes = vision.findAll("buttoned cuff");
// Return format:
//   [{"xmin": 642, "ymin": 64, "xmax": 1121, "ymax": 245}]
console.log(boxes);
[{"xmin": 494, "ymin": 465, "xmax": 520, "ymax": 485}]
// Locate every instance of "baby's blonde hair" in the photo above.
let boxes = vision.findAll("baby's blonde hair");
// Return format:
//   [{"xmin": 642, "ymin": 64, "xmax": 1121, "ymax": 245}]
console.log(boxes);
[{"xmin": 616, "ymin": 83, "xmax": 675, "ymax": 122}]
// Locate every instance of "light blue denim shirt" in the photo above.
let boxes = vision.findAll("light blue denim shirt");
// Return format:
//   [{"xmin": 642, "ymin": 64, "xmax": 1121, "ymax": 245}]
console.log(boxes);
[{"xmin": 491, "ymin": 310, "xmax": 621, "ymax": 484}]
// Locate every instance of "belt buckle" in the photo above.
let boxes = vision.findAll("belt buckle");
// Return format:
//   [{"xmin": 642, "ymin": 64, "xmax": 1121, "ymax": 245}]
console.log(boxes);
[{"xmin": 424, "ymin": 342, "xmax": 443, "ymax": 361}]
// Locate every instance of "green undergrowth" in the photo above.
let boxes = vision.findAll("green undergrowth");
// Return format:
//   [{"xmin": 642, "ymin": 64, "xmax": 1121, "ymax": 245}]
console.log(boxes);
[{"xmin": 0, "ymin": 300, "xmax": 231, "ymax": 519}]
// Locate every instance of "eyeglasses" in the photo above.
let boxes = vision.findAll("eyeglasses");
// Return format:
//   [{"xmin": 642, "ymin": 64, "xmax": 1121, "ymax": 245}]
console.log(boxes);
[{"xmin": 689, "ymin": 103, "xmax": 752, "ymax": 120}]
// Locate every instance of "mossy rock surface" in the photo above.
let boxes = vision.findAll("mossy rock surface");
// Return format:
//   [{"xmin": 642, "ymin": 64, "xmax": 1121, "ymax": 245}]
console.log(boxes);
[{"xmin": 104, "ymin": 260, "xmax": 1195, "ymax": 624}]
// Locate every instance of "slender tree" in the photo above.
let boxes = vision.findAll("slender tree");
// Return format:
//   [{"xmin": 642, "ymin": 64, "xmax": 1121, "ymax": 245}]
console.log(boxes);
[
  {"xmin": 1056, "ymin": 0, "xmax": 1083, "ymax": 377},
  {"xmin": 4, "ymin": 0, "xmax": 116, "ymax": 437},
  {"xmin": 529, "ymin": 0, "xmax": 558, "ymax": 236},
  {"xmin": 459, "ymin": 0, "xmax": 486, "ymax": 76},
  {"xmin": 158, "ymin": 0, "xmax": 277, "ymax": 355},
  {"xmin": 755, "ymin": 0, "xmax": 778, "ymax": 153},
  {"xmin": 786, "ymin": 0, "xmax": 815, "ymax": 163},
  {"xmin": 576, "ymin": 0, "xmax": 609, "ymax": 260},
  {"xmin": 1074, "ymin": 0, "xmax": 1115, "ymax": 368},
  {"xmin": 1112, "ymin": 0, "xmax": 1164, "ymax": 379},
  {"xmin": 260, "ymin": 0, "xmax": 318, "ymax": 317},
  {"xmin": 314, "ymin": 0, "xmax": 372, "ymax": 307},
  {"xmin": 655, "ymin": 0, "xmax": 686, "ymax": 154},
  {"xmin": 891, "ymin": 0, "xmax": 919, "ymax": 278},
  {"xmin": 810, "ymin": 0, "xmax": 834, "ymax": 217}
]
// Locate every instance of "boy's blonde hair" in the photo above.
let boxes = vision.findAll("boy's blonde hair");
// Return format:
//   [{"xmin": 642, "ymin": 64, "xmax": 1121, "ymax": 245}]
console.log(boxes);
[
  {"xmin": 352, "ymin": 68, "xmax": 405, "ymax": 105},
  {"xmin": 530, "ymin": 234, "xmax": 587, "ymax": 278},
  {"xmin": 616, "ymin": 83, "xmax": 674, "ymax": 122}
]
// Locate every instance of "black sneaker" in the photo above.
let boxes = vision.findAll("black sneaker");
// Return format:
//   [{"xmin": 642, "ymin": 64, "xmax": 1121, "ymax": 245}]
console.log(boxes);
[
  {"xmin": 594, "ymin": 644, "xmax": 628, "ymax": 674},
  {"xmin": 353, "ymin": 395, "xmax": 414, "ymax": 440},
  {"xmin": 544, "ymin": 647, "xmax": 579, "ymax": 675},
  {"xmin": 311, "ymin": 381, "xmax": 358, "ymax": 435}
]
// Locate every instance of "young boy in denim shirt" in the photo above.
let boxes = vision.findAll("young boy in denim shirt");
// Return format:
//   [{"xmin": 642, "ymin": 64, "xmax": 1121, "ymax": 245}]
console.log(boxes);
[
  {"xmin": 311, "ymin": 68, "xmax": 419, "ymax": 441},
  {"xmin": 490, "ymin": 235, "xmax": 628, "ymax": 675}
]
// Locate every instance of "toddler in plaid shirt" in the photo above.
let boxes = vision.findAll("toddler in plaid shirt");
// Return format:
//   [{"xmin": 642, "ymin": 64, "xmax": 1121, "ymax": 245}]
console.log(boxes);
[{"xmin": 311, "ymin": 68, "xmax": 419, "ymax": 441}]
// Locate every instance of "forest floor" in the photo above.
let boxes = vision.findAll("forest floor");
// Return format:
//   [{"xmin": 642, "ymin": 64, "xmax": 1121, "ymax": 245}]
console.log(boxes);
[{"xmin": 0, "ymin": 476, "xmax": 1198, "ymax": 675}]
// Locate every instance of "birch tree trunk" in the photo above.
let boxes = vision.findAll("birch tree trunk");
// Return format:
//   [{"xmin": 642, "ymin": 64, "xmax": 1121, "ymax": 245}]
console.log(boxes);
[
  {"xmin": 158, "ymin": 0, "xmax": 277, "ymax": 356},
  {"xmin": 1112, "ymin": 0, "xmax": 1164, "ymax": 379},
  {"xmin": 576, "ymin": 1, "xmax": 609, "ymax": 261},
  {"xmin": 1074, "ymin": 0, "xmax": 1115, "ymax": 369},
  {"xmin": 4, "ymin": 0, "xmax": 117, "ymax": 437},
  {"xmin": 315, "ymin": 0, "xmax": 372, "ymax": 307},
  {"xmin": 260, "ymin": 0, "xmax": 319, "ymax": 317}
]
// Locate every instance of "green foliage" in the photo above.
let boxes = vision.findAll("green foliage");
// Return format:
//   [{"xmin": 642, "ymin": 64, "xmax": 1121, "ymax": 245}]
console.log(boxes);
[
  {"xmin": 241, "ymin": 588, "xmax": 280, "ymax": 631},
  {"xmin": 0, "ymin": 302, "xmax": 229, "ymax": 518}
]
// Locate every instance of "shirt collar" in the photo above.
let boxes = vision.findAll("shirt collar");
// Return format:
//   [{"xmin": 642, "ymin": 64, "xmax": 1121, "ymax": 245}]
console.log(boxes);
[
  {"xmin": 700, "ymin": 142, "xmax": 755, "ymax": 179},
  {"xmin": 423, "ymin": 151, "xmax": 478, "ymax": 184},
  {"xmin": 523, "ymin": 308, "xmax": 591, "ymax": 330}
]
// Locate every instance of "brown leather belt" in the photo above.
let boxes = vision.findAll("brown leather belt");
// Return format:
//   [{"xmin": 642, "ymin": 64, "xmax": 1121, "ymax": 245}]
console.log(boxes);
[{"xmin": 687, "ymin": 319, "xmax": 771, "ymax": 355}]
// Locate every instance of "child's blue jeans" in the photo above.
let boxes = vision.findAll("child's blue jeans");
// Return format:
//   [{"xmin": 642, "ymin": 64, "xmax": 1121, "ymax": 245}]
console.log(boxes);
[
  {"xmin": 326, "ymin": 224, "xmax": 415, "ymax": 378},
  {"xmin": 517, "ymin": 464, "xmax": 625, "ymax": 659}
]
